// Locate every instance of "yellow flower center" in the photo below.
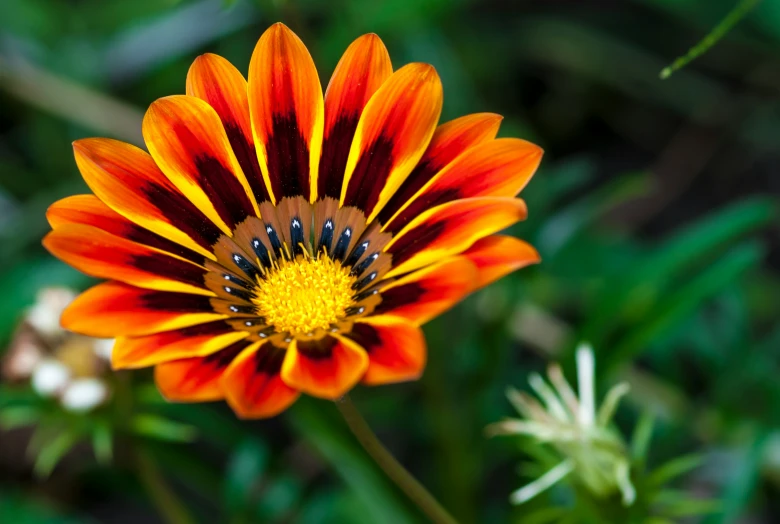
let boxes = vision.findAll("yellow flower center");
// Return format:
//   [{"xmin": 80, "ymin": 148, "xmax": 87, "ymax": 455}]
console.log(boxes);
[{"xmin": 253, "ymin": 255, "xmax": 356, "ymax": 335}]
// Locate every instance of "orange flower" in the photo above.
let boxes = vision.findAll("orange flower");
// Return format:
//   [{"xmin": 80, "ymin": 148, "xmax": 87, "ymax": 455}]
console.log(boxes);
[{"xmin": 43, "ymin": 23, "xmax": 542, "ymax": 418}]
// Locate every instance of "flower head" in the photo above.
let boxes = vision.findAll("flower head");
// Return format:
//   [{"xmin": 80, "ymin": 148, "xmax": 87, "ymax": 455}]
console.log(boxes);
[
  {"xmin": 43, "ymin": 23, "xmax": 542, "ymax": 418},
  {"xmin": 488, "ymin": 344, "xmax": 635, "ymax": 506}
]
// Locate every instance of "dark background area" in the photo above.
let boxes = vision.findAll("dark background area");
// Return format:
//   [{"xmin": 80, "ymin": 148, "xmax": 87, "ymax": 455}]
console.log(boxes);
[{"xmin": 1, "ymin": 0, "xmax": 779, "ymax": 522}]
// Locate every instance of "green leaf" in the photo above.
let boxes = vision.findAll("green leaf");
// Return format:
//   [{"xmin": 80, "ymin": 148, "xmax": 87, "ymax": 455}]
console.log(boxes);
[
  {"xmin": 32, "ymin": 428, "xmax": 80, "ymax": 478},
  {"xmin": 704, "ymin": 431, "xmax": 769, "ymax": 524},
  {"xmin": 523, "ymin": 506, "xmax": 570, "ymax": 524},
  {"xmin": 583, "ymin": 198, "xmax": 775, "ymax": 346},
  {"xmin": 130, "ymin": 414, "xmax": 197, "ymax": 443},
  {"xmin": 91, "ymin": 421, "xmax": 113, "ymax": 465},
  {"xmin": 647, "ymin": 454, "xmax": 703, "ymax": 487},
  {"xmin": 630, "ymin": 410, "xmax": 656, "ymax": 467},
  {"xmin": 223, "ymin": 438, "xmax": 268, "ymax": 515},
  {"xmin": 257, "ymin": 474, "xmax": 302, "ymax": 521},
  {"xmin": 0, "ymin": 491, "xmax": 89, "ymax": 523},
  {"xmin": 0, "ymin": 405, "xmax": 41, "ymax": 429},
  {"xmin": 538, "ymin": 171, "xmax": 651, "ymax": 256},
  {"xmin": 606, "ymin": 240, "xmax": 763, "ymax": 372},
  {"xmin": 653, "ymin": 490, "xmax": 722, "ymax": 517}
]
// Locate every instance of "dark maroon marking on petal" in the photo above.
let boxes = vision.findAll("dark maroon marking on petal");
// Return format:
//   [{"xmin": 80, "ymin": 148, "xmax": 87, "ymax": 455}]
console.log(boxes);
[
  {"xmin": 138, "ymin": 291, "xmax": 214, "ymax": 312},
  {"xmin": 174, "ymin": 320, "xmax": 235, "ymax": 337},
  {"xmin": 382, "ymin": 187, "xmax": 462, "ymax": 235},
  {"xmin": 376, "ymin": 156, "xmax": 440, "ymax": 227},
  {"xmin": 123, "ymin": 223, "xmax": 205, "ymax": 265},
  {"xmin": 140, "ymin": 181, "xmax": 222, "ymax": 248},
  {"xmin": 385, "ymin": 220, "xmax": 447, "ymax": 267},
  {"xmin": 296, "ymin": 336, "xmax": 338, "ymax": 360},
  {"xmin": 341, "ymin": 135, "xmax": 395, "ymax": 214},
  {"xmin": 224, "ymin": 123, "xmax": 270, "ymax": 203},
  {"xmin": 345, "ymin": 323, "xmax": 381, "ymax": 352},
  {"xmin": 169, "ymin": 121, "xmax": 256, "ymax": 228},
  {"xmin": 265, "ymin": 114, "xmax": 310, "ymax": 201},
  {"xmin": 318, "ymin": 114, "xmax": 360, "ymax": 199},
  {"xmin": 254, "ymin": 344, "xmax": 286, "ymax": 374},
  {"xmin": 193, "ymin": 156, "xmax": 255, "ymax": 229},
  {"xmin": 373, "ymin": 283, "xmax": 426, "ymax": 316},
  {"xmin": 202, "ymin": 339, "xmax": 252, "ymax": 368},
  {"xmin": 131, "ymin": 254, "xmax": 208, "ymax": 289}
]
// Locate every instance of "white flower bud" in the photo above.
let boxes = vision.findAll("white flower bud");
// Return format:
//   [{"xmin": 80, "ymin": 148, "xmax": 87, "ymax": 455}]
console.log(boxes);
[
  {"xmin": 31, "ymin": 359, "xmax": 71, "ymax": 397},
  {"xmin": 61, "ymin": 378, "xmax": 109, "ymax": 412}
]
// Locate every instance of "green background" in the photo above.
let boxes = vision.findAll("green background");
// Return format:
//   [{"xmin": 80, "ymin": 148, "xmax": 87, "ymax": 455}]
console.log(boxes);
[{"xmin": 0, "ymin": 0, "xmax": 778, "ymax": 522}]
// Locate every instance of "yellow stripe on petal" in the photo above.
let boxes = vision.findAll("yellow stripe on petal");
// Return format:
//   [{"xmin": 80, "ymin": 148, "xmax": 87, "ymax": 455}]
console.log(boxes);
[
  {"xmin": 73, "ymin": 139, "xmax": 219, "ymax": 260},
  {"xmin": 248, "ymin": 23, "xmax": 324, "ymax": 203},
  {"xmin": 340, "ymin": 63, "xmax": 443, "ymax": 222},
  {"xmin": 143, "ymin": 95, "xmax": 260, "ymax": 234},
  {"xmin": 384, "ymin": 197, "xmax": 528, "ymax": 278}
]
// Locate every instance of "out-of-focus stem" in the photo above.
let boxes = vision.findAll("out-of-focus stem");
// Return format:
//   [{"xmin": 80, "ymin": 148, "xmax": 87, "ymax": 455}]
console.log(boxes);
[
  {"xmin": 0, "ymin": 55, "xmax": 143, "ymax": 144},
  {"xmin": 335, "ymin": 395, "xmax": 459, "ymax": 524}
]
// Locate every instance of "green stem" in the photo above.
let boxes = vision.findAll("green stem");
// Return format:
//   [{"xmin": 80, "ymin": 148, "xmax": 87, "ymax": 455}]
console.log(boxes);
[
  {"xmin": 335, "ymin": 395, "xmax": 459, "ymax": 524},
  {"xmin": 135, "ymin": 447, "xmax": 196, "ymax": 524},
  {"xmin": 660, "ymin": 0, "xmax": 762, "ymax": 79}
]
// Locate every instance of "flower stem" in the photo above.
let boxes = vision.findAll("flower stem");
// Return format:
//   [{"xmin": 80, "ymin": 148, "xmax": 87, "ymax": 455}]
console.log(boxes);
[
  {"xmin": 335, "ymin": 394, "xmax": 459, "ymax": 524},
  {"xmin": 135, "ymin": 447, "xmax": 195, "ymax": 524}
]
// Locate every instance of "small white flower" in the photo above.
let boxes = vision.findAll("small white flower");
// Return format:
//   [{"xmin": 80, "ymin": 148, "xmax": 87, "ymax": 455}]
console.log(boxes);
[
  {"xmin": 488, "ymin": 343, "xmax": 635, "ymax": 506},
  {"xmin": 25, "ymin": 287, "xmax": 77, "ymax": 338},
  {"xmin": 3, "ymin": 333, "xmax": 43, "ymax": 379},
  {"xmin": 92, "ymin": 339, "xmax": 115, "ymax": 361},
  {"xmin": 60, "ymin": 378, "xmax": 109, "ymax": 412},
  {"xmin": 31, "ymin": 359, "xmax": 71, "ymax": 397}
]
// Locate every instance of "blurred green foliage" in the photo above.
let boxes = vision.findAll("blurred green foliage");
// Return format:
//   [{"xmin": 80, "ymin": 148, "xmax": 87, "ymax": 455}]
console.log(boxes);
[{"xmin": 1, "ymin": 0, "xmax": 779, "ymax": 522}]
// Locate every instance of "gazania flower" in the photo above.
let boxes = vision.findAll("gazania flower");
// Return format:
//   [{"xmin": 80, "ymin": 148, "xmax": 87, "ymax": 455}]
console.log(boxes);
[{"xmin": 43, "ymin": 23, "xmax": 542, "ymax": 418}]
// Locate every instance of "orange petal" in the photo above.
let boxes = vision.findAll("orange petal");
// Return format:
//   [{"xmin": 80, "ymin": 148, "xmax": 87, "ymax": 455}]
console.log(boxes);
[
  {"xmin": 248, "ymin": 23, "xmax": 324, "ymax": 203},
  {"xmin": 47, "ymin": 195, "xmax": 204, "ymax": 265},
  {"xmin": 43, "ymin": 224, "xmax": 210, "ymax": 295},
  {"xmin": 221, "ymin": 342, "xmax": 299, "ymax": 418},
  {"xmin": 62, "ymin": 282, "xmax": 224, "ymax": 338},
  {"xmin": 73, "ymin": 138, "xmax": 221, "ymax": 259},
  {"xmin": 112, "ymin": 321, "xmax": 247, "ymax": 369},
  {"xmin": 187, "ymin": 53, "xmax": 271, "ymax": 204},
  {"xmin": 346, "ymin": 316, "xmax": 426, "ymax": 385},
  {"xmin": 281, "ymin": 336, "xmax": 368, "ymax": 399},
  {"xmin": 318, "ymin": 34, "xmax": 392, "ymax": 200},
  {"xmin": 374, "ymin": 256, "xmax": 477, "ymax": 325},
  {"xmin": 377, "ymin": 113, "xmax": 502, "ymax": 229},
  {"xmin": 143, "ymin": 95, "xmax": 259, "ymax": 233},
  {"xmin": 383, "ymin": 138, "xmax": 542, "ymax": 233},
  {"xmin": 462, "ymin": 235, "xmax": 540, "ymax": 290},
  {"xmin": 384, "ymin": 197, "xmax": 528, "ymax": 278},
  {"xmin": 154, "ymin": 340, "xmax": 251, "ymax": 402},
  {"xmin": 340, "ymin": 63, "xmax": 443, "ymax": 222}
]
